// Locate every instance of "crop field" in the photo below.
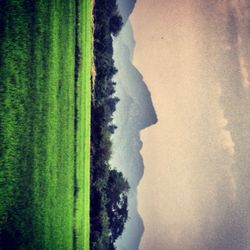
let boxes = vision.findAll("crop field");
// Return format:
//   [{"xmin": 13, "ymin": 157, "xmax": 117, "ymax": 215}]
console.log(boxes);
[{"xmin": 0, "ymin": 0, "xmax": 92, "ymax": 249}]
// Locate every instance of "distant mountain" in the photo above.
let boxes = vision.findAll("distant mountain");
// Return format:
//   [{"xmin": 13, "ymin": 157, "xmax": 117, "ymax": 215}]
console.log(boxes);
[
  {"xmin": 117, "ymin": 0, "xmax": 136, "ymax": 24},
  {"xmin": 111, "ymin": 16, "xmax": 157, "ymax": 250}
]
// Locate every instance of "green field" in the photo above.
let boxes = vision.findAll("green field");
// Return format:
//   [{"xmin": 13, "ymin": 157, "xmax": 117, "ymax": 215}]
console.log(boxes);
[{"xmin": 0, "ymin": 0, "xmax": 92, "ymax": 249}]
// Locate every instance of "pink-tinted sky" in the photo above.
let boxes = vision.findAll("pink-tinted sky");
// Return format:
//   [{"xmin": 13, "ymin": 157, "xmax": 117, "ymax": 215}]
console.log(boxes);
[{"xmin": 130, "ymin": 0, "xmax": 250, "ymax": 249}]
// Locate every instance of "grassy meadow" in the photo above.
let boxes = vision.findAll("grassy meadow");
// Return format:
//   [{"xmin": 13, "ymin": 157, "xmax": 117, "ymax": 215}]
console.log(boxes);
[{"xmin": 0, "ymin": 0, "xmax": 92, "ymax": 249}]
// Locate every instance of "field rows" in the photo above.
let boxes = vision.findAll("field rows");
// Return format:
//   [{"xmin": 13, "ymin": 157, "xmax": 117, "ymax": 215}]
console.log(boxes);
[{"xmin": 0, "ymin": 0, "xmax": 92, "ymax": 249}]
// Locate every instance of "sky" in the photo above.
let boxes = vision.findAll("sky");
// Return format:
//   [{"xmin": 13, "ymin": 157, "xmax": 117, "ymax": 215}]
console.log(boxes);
[{"xmin": 129, "ymin": 0, "xmax": 250, "ymax": 249}]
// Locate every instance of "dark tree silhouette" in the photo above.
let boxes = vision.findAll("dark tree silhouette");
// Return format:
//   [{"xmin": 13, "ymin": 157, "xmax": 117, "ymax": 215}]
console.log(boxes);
[
  {"xmin": 109, "ymin": 15, "xmax": 123, "ymax": 36},
  {"xmin": 106, "ymin": 170, "xmax": 129, "ymax": 244},
  {"xmin": 91, "ymin": 0, "xmax": 128, "ymax": 249}
]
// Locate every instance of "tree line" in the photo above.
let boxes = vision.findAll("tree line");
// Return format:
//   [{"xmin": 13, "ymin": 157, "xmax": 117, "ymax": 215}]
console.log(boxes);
[{"xmin": 90, "ymin": 0, "xmax": 129, "ymax": 249}]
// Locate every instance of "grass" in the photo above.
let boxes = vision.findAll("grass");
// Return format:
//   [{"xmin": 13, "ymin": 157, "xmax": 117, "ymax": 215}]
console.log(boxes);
[
  {"xmin": 0, "ymin": 0, "xmax": 92, "ymax": 249},
  {"xmin": 74, "ymin": 0, "xmax": 93, "ymax": 249}
]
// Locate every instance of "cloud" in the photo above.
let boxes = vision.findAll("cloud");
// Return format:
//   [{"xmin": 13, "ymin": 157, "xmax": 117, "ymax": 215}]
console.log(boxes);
[
  {"xmin": 229, "ymin": 0, "xmax": 250, "ymax": 23},
  {"xmin": 236, "ymin": 35, "xmax": 250, "ymax": 88},
  {"xmin": 215, "ymin": 105, "xmax": 235, "ymax": 156},
  {"xmin": 220, "ymin": 129, "xmax": 235, "ymax": 155},
  {"xmin": 224, "ymin": 162, "xmax": 237, "ymax": 201},
  {"xmin": 130, "ymin": 1, "xmax": 245, "ymax": 249},
  {"xmin": 238, "ymin": 44, "xmax": 250, "ymax": 88},
  {"xmin": 238, "ymin": 53, "xmax": 250, "ymax": 88},
  {"xmin": 228, "ymin": 1, "xmax": 250, "ymax": 89},
  {"xmin": 214, "ymin": 82, "xmax": 237, "ymax": 201},
  {"xmin": 230, "ymin": 0, "xmax": 244, "ymax": 20}
]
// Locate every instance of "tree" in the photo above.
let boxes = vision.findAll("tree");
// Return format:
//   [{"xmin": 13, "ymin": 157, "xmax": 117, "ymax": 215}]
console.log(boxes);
[
  {"xmin": 106, "ymin": 97, "xmax": 120, "ymax": 113},
  {"xmin": 106, "ymin": 170, "xmax": 129, "ymax": 243},
  {"xmin": 91, "ymin": 0, "xmax": 127, "ymax": 248},
  {"xmin": 109, "ymin": 14, "xmax": 123, "ymax": 36},
  {"xmin": 107, "ymin": 124, "xmax": 117, "ymax": 134}
]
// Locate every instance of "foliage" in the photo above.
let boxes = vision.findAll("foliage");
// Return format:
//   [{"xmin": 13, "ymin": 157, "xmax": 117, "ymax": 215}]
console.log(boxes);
[{"xmin": 91, "ymin": 0, "xmax": 128, "ymax": 249}]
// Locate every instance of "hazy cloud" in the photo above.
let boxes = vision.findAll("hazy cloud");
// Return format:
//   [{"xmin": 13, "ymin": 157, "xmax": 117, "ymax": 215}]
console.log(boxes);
[
  {"xmin": 214, "ymin": 87, "xmax": 235, "ymax": 156},
  {"xmin": 214, "ymin": 82, "xmax": 237, "ymax": 202},
  {"xmin": 229, "ymin": 1, "xmax": 250, "ymax": 88},
  {"xmin": 238, "ymin": 49, "xmax": 250, "ymax": 88},
  {"xmin": 129, "ymin": 0, "xmax": 249, "ymax": 249}
]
